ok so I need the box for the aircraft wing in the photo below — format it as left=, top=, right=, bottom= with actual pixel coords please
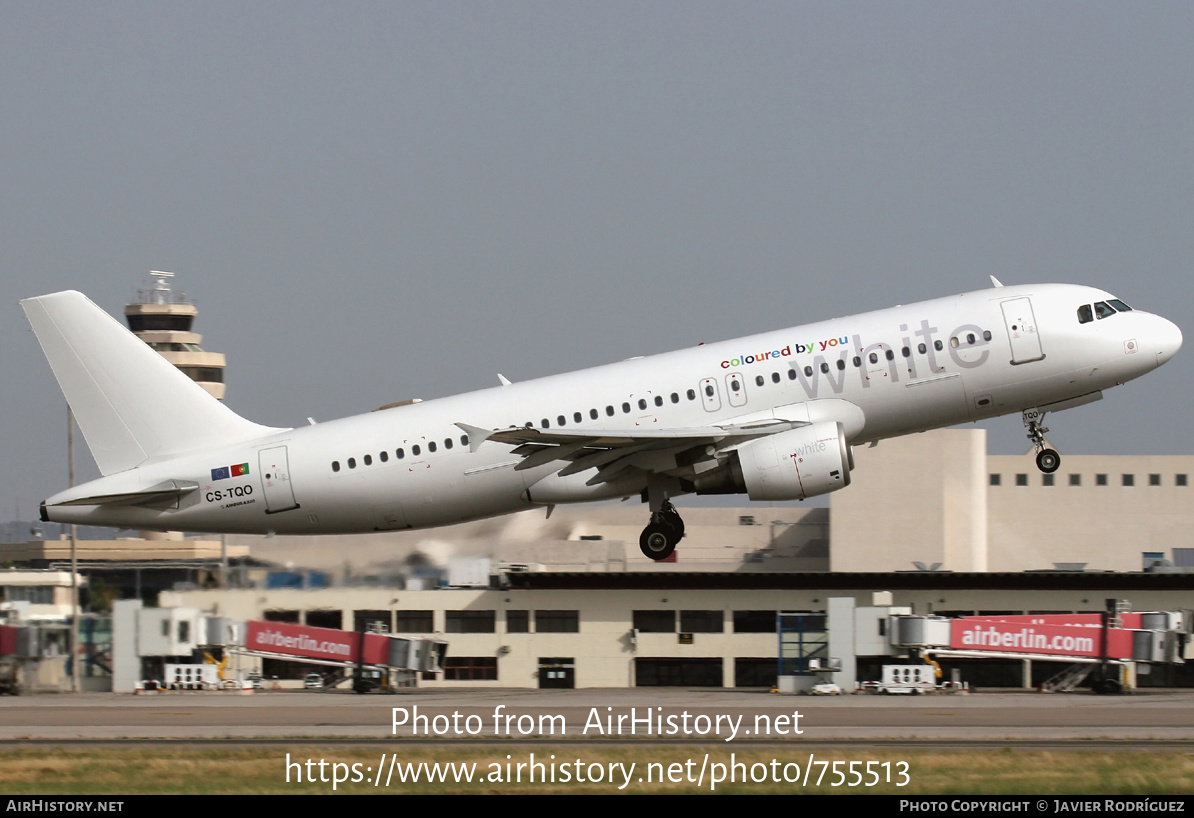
left=456, top=420, right=799, bottom=486
left=456, top=399, right=864, bottom=487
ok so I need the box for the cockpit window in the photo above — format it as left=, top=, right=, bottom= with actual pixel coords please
left=1094, top=301, right=1116, bottom=320
left=1077, top=305, right=1093, bottom=324
left=1109, top=299, right=1132, bottom=312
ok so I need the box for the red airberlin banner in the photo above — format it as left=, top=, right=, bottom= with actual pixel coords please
left=245, top=620, right=390, bottom=665
left=949, top=619, right=1135, bottom=658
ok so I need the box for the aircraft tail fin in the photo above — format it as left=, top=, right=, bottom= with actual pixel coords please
left=22, top=290, right=282, bottom=475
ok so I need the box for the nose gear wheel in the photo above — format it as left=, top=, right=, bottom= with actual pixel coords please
left=1023, top=408, right=1061, bottom=473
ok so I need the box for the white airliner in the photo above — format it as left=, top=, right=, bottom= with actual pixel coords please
left=22, top=281, right=1181, bottom=560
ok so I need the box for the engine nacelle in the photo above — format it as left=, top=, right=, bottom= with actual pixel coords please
left=734, top=421, right=852, bottom=501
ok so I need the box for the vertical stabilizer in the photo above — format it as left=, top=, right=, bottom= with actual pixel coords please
left=22, top=290, right=283, bottom=475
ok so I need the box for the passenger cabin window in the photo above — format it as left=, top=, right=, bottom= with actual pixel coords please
left=654, top=396, right=663, bottom=407
left=397, top=448, right=405, bottom=459
left=332, top=461, right=340, bottom=472
left=755, top=375, right=764, bottom=386
left=428, top=441, right=437, bottom=453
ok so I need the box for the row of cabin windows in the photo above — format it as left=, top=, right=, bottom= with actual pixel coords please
left=532, top=390, right=701, bottom=429
left=332, top=328, right=997, bottom=468
left=528, top=330, right=995, bottom=430
left=787, top=331, right=993, bottom=379
left=331, top=434, right=471, bottom=473
left=991, top=473, right=1188, bottom=487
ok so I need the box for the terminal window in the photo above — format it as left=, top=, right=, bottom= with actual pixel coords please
left=633, top=610, right=676, bottom=633
left=733, top=610, right=777, bottom=633
left=506, top=611, right=529, bottom=633
left=1178, top=474, right=1189, bottom=486
left=989, top=474, right=1001, bottom=486
left=1096, top=474, right=1108, bottom=486
left=1150, top=474, right=1162, bottom=486
left=446, top=611, right=496, bottom=633
left=395, top=610, right=434, bottom=633
left=680, top=610, right=723, bottom=633
left=1015, top=474, right=1028, bottom=486
left=443, top=657, right=497, bottom=681
left=1069, top=474, right=1081, bottom=486
left=535, top=610, right=579, bottom=633
left=1123, top=474, right=1135, bottom=487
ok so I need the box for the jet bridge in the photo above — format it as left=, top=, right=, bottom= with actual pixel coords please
left=232, top=620, right=447, bottom=691
left=890, top=605, right=1190, bottom=693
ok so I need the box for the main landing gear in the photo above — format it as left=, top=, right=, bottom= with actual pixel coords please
left=639, top=501, right=685, bottom=561
left=1023, top=408, right=1061, bottom=474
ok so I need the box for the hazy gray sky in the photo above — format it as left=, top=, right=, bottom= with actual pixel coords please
left=2, top=2, right=1192, bottom=521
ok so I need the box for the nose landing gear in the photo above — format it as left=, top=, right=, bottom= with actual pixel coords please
left=1023, top=408, right=1061, bottom=473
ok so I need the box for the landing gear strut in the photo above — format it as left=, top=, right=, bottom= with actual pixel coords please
left=1023, top=408, right=1060, bottom=473
left=639, top=500, right=684, bottom=560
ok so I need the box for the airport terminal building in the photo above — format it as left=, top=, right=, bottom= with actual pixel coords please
left=128, top=428, right=1194, bottom=691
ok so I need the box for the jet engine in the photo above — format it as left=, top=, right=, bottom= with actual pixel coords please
left=691, top=421, right=852, bottom=501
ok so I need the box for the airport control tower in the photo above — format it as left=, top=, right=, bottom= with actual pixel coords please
left=124, top=271, right=227, bottom=400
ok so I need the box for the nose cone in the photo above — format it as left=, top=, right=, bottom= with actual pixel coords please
left=1154, top=316, right=1183, bottom=368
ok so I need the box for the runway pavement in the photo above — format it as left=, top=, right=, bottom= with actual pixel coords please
left=3, top=688, right=1194, bottom=742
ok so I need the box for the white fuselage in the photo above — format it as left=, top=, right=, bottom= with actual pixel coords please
left=42, top=283, right=1181, bottom=534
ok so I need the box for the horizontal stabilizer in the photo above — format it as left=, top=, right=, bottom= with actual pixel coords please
left=52, top=480, right=199, bottom=507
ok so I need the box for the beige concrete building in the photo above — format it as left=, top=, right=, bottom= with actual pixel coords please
left=830, top=429, right=1194, bottom=574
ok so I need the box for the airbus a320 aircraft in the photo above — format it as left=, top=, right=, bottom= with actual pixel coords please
left=22, top=280, right=1181, bottom=560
